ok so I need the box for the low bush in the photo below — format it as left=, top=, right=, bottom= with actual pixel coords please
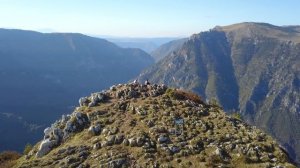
left=232, top=112, right=243, bottom=120
left=23, top=143, right=33, bottom=155
left=205, top=154, right=223, bottom=167
left=166, top=88, right=204, bottom=104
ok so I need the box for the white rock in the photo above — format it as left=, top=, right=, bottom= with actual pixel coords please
left=128, top=138, right=137, bottom=146
left=36, top=139, right=57, bottom=158
left=62, top=114, right=71, bottom=123
left=169, top=145, right=180, bottom=153
left=79, top=97, right=88, bottom=107
left=110, top=85, right=116, bottom=91
left=44, top=127, right=52, bottom=135
left=158, top=135, right=169, bottom=143
left=102, top=128, right=109, bottom=135
left=215, top=148, right=221, bottom=155
left=93, top=143, right=101, bottom=150
left=88, top=124, right=101, bottom=136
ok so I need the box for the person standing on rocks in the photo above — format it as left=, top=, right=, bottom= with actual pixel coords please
left=145, top=79, right=150, bottom=85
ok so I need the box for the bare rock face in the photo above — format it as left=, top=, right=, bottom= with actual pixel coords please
left=17, top=83, right=296, bottom=168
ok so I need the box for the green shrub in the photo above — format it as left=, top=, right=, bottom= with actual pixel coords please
left=166, top=88, right=204, bottom=104
left=70, top=116, right=77, bottom=124
left=210, top=98, right=220, bottom=107
left=205, top=154, right=223, bottom=167
left=232, top=112, right=243, bottom=120
left=23, top=143, right=33, bottom=155
left=165, top=88, right=175, bottom=97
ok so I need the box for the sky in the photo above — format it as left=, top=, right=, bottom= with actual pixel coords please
left=0, top=0, right=299, bottom=37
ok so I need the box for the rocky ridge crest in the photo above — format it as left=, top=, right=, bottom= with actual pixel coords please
left=16, top=83, right=295, bottom=167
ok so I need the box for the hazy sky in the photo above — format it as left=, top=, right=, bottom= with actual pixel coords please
left=0, top=0, right=299, bottom=37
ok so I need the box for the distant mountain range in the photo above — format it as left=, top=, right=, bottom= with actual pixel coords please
left=0, top=28, right=154, bottom=152
left=103, top=37, right=180, bottom=53
left=138, top=22, right=300, bottom=164
left=150, top=38, right=188, bottom=62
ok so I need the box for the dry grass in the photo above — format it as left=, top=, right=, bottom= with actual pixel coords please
left=0, top=151, right=21, bottom=168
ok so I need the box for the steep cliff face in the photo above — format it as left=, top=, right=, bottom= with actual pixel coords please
left=138, top=22, right=300, bottom=164
left=15, top=83, right=295, bottom=167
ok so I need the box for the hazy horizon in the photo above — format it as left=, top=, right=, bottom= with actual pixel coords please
left=0, top=27, right=185, bottom=39
left=1, top=0, right=299, bottom=38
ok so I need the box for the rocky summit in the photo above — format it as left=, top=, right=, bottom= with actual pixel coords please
left=15, top=83, right=295, bottom=168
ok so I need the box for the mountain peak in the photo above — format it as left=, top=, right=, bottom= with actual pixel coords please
left=16, top=82, right=295, bottom=167
left=212, top=22, right=300, bottom=43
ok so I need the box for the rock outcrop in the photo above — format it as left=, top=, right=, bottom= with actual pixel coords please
left=35, top=111, right=90, bottom=158
left=16, top=83, right=296, bottom=168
